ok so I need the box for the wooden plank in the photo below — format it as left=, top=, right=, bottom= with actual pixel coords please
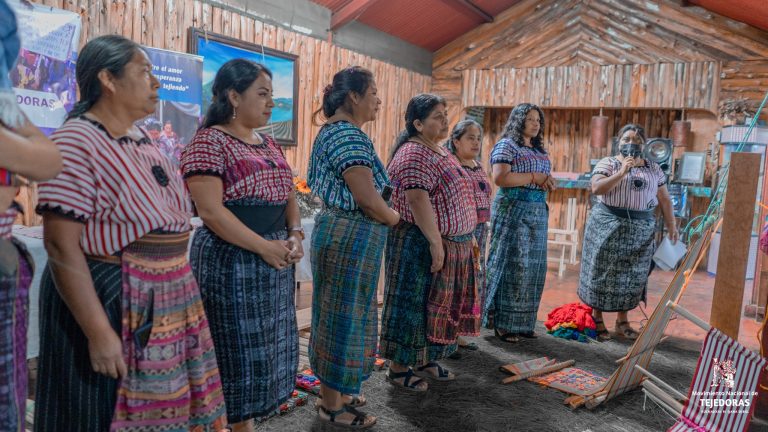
left=710, top=153, right=761, bottom=339
left=330, top=0, right=379, bottom=31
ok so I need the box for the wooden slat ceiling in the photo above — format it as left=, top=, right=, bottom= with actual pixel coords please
left=311, top=0, right=768, bottom=52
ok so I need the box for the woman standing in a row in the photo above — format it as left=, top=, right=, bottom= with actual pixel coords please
left=381, top=94, right=479, bottom=391
left=308, top=66, right=399, bottom=429
left=35, top=35, right=226, bottom=431
left=182, top=59, right=301, bottom=431
left=445, top=119, right=489, bottom=355
left=0, top=2, right=62, bottom=428
left=486, top=103, right=555, bottom=343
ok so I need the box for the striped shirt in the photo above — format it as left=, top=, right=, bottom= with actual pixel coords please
left=592, top=156, right=666, bottom=211
left=462, top=164, right=491, bottom=223
left=181, top=128, right=293, bottom=203
left=490, top=138, right=551, bottom=190
left=307, top=121, right=389, bottom=210
left=0, top=204, right=17, bottom=239
left=36, top=117, right=192, bottom=256
left=389, top=142, right=477, bottom=237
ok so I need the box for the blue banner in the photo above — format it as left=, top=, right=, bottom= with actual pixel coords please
left=139, top=47, right=203, bottom=167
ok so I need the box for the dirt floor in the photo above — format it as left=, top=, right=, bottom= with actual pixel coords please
left=255, top=324, right=723, bottom=432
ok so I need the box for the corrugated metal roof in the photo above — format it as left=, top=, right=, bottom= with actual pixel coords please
left=312, top=0, right=768, bottom=52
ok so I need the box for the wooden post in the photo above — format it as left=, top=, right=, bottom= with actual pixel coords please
left=711, top=152, right=761, bottom=339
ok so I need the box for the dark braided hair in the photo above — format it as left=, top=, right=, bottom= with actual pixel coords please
left=67, top=35, right=143, bottom=120
left=500, top=103, right=547, bottom=154
left=312, top=66, right=374, bottom=125
left=201, top=59, right=272, bottom=129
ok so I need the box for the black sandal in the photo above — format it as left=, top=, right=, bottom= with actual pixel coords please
left=386, top=368, right=428, bottom=392
left=519, top=332, right=538, bottom=339
left=317, top=404, right=376, bottom=429
left=315, top=394, right=367, bottom=409
left=414, top=362, right=455, bottom=381
left=494, top=328, right=520, bottom=343
left=593, top=318, right=611, bottom=341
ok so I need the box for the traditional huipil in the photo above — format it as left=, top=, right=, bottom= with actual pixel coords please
left=35, top=116, right=227, bottom=432
left=307, top=120, right=390, bottom=394
left=380, top=142, right=479, bottom=365
left=461, top=163, right=492, bottom=320
left=485, top=137, right=552, bottom=334
left=578, top=156, right=666, bottom=312
left=181, top=128, right=298, bottom=421
left=0, top=203, right=32, bottom=432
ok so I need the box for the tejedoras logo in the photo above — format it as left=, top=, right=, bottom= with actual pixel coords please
left=711, top=358, right=736, bottom=388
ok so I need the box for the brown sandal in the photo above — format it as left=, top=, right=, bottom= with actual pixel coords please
left=615, top=321, right=639, bottom=340
left=317, top=404, right=376, bottom=429
left=594, top=318, right=611, bottom=341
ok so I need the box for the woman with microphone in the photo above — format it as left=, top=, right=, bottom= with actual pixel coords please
left=577, top=124, right=678, bottom=341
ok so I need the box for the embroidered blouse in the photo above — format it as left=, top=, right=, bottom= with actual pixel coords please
left=36, top=116, right=192, bottom=256
left=462, top=164, right=492, bottom=223
left=307, top=120, right=389, bottom=211
left=388, top=142, right=476, bottom=237
left=592, top=156, right=666, bottom=211
left=490, top=138, right=551, bottom=190
left=181, top=128, right=293, bottom=204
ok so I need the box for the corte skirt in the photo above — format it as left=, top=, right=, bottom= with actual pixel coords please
left=309, top=208, right=386, bottom=395
left=36, top=232, right=227, bottom=432
left=577, top=203, right=656, bottom=312
left=0, top=237, right=32, bottom=432
left=190, top=226, right=298, bottom=422
left=379, top=222, right=479, bottom=366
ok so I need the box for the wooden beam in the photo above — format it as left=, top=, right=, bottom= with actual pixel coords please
left=451, top=0, right=493, bottom=23
left=710, top=152, right=761, bottom=339
left=330, top=0, right=378, bottom=31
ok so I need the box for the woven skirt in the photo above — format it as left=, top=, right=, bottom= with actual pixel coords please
left=485, top=191, right=549, bottom=334
left=0, top=237, right=32, bottom=432
left=309, top=208, right=386, bottom=395
left=578, top=203, right=656, bottom=312
left=380, top=222, right=478, bottom=366
left=190, top=227, right=297, bottom=422
left=473, top=222, right=490, bottom=324
left=36, top=232, right=227, bottom=432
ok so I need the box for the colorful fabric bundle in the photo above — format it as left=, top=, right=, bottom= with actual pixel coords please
left=544, top=303, right=597, bottom=342
left=528, top=367, right=608, bottom=396
left=296, top=369, right=322, bottom=395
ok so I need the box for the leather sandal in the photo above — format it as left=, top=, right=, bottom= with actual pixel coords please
left=317, top=404, right=376, bottom=429
left=615, top=320, right=639, bottom=340
left=594, top=318, right=611, bottom=341
left=386, top=368, right=428, bottom=392
left=414, top=362, right=455, bottom=381
left=494, top=328, right=520, bottom=343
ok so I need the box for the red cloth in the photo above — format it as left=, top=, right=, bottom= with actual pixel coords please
left=544, top=303, right=596, bottom=332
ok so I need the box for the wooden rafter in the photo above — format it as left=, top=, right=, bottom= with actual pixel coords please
left=450, top=0, right=494, bottom=22
left=330, top=0, right=379, bottom=31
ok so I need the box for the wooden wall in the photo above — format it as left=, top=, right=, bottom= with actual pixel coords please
left=16, top=0, right=431, bottom=224
left=433, top=0, right=768, bottom=124
left=721, top=60, right=768, bottom=122
left=462, top=62, right=721, bottom=112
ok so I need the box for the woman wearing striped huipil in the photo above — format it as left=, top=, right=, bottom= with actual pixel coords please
left=34, top=35, right=226, bottom=431
left=578, top=124, right=678, bottom=341
left=0, top=3, right=62, bottom=428
left=182, top=59, right=300, bottom=432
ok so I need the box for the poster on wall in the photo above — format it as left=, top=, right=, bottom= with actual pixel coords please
left=139, top=47, right=203, bottom=166
left=8, top=0, right=81, bottom=135
left=188, top=29, right=299, bottom=146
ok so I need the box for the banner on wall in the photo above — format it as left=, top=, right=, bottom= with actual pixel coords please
left=139, top=47, right=203, bottom=166
left=9, top=0, right=81, bottom=134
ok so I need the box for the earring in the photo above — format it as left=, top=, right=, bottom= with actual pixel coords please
left=232, top=107, right=237, bottom=120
